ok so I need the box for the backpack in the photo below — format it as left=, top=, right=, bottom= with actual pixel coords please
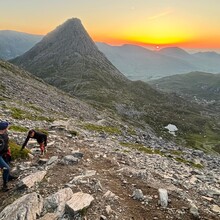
left=0, top=135, right=5, bottom=152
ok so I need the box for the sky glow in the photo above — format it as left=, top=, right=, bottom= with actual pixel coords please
left=1, top=0, right=220, bottom=50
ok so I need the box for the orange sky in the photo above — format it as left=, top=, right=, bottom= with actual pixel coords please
left=1, top=0, right=220, bottom=50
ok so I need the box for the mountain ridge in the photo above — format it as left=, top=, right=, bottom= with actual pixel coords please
left=96, top=43, right=220, bottom=81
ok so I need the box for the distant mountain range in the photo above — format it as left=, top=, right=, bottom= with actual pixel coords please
left=0, top=30, right=43, bottom=60
left=1, top=29, right=220, bottom=81
left=96, top=43, right=220, bottom=81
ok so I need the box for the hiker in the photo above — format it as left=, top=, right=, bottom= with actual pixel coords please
left=21, top=129, right=47, bottom=155
left=0, top=121, right=15, bottom=192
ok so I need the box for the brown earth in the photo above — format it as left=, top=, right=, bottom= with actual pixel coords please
left=0, top=134, right=219, bottom=220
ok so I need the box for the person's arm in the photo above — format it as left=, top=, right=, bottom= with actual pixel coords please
left=44, top=134, right=47, bottom=146
left=21, top=136, right=30, bottom=150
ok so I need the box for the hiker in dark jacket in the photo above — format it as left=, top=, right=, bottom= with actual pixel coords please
left=0, top=121, right=17, bottom=192
left=21, top=129, right=47, bottom=155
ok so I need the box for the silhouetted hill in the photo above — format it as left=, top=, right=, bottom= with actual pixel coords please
left=96, top=43, right=220, bottom=81
left=0, top=30, right=43, bottom=60
left=158, top=47, right=192, bottom=59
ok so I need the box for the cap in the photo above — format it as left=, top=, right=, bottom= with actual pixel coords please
left=0, top=121, right=9, bottom=130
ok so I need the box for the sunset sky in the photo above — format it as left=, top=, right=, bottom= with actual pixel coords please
left=1, top=0, right=220, bottom=50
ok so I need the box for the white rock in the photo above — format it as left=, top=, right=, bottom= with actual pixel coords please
left=158, top=188, right=168, bottom=207
left=65, top=192, right=94, bottom=215
left=18, top=171, right=47, bottom=188
left=0, top=192, right=43, bottom=220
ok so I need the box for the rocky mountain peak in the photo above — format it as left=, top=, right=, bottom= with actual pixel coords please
left=11, top=18, right=127, bottom=99
left=40, top=17, right=100, bottom=57
left=19, top=18, right=103, bottom=61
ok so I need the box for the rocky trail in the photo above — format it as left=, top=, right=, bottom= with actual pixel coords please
left=0, top=117, right=219, bottom=220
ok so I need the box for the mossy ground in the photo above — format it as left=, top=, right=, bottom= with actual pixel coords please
left=9, top=140, right=29, bottom=160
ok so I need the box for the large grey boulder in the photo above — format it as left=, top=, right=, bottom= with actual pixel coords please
left=44, top=188, right=74, bottom=216
left=0, top=192, right=43, bottom=220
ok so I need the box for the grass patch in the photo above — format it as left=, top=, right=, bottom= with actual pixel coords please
left=10, top=107, right=27, bottom=119
left=9, top=125, right=28, bottom=132
left=185, top=126, right=220, bottom=154
left=9, top=140, right=29, bottom=160
left=82, top=123, right=122, bottom=135
left=26, top=104, right=44, bottom=113
left=9, top=106, right=53, bottom=122
left=120, top=142, right=163, bottom=156
left=168, top=150, right=183, bottom=156
left=34, top=128, right=49, bottom=136
left=174, top=157, right=204, bottom=169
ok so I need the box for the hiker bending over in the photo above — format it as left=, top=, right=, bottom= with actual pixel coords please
left=21, top=129, right=47, bottom=155
left=0, top=121, right=17, bottom=192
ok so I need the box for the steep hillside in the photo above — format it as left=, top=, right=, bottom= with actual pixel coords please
left=0, top=60, right=220, bottom=220
left=0, top=30, right=43, bottom=60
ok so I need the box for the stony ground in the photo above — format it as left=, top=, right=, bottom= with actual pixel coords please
left=0, top=61, right=220, bottom=219
left=0, top=120, right=219, bottom=219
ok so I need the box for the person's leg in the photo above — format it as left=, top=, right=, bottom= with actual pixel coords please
left=0, top=156, right=10, bottom=191
left=39, top=143, right=45, bottom=155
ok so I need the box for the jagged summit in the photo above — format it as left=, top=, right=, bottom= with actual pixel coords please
left=38, top=18, right=101, bottom=57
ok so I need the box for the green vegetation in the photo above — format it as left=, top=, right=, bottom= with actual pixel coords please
left=9, top=106, right=53, bottom=122
left=174, top=157, right=204, bottom=169
left=9, top=125, right=28, bottom=132
left=120, top=142, right=204, bottom=168
left=82, top=123, right=122, bottom=135
left=10, top=107, right=27, bottom=119
left=120, top=142, right=163, bottom=156
left=34, top=128, right=49, bottom=136
left=9, top=140, right=29, bottom=160
left=26, top=104, right=44, bottom=113
left=167, top=150, right=183, bottom=156
left=184, top=125, right=220, bottom=154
